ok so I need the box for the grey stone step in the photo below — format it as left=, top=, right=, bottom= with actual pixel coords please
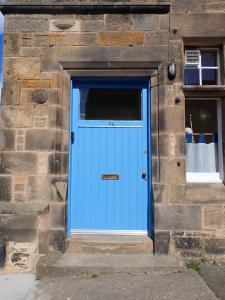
left=36, top=253, right=184, bottom=279
left=65, top=234, right=153, bottom=254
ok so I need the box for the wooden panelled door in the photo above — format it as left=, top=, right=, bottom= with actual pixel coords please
left=69, top=78, right=151, bottom=234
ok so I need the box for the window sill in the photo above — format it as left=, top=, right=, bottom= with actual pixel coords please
left=183, top=85, right=225, bottom=97
left=187, top=172, right=222, bottom=183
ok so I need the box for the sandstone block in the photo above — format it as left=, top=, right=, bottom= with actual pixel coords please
left=159, top=106, right=185, bottom=133
left=4, top=33, right=20, bottom=57
left=50, top=204, right=65, bottom=229
left=105, top=14, right=131, bottom=31
left=5, top=14, right=49, bottom=33
left=25, top=129, right=61, bottom=151
left=203, top=207, right=225, bottom=230
left=0, top=176, right=12, bottom=202
left=0, top=129, right=15, bottom=151
left=205, top=239, right=225, bottom=255
left=0, top=105, right=34, bottom=128
left=80, top=20, right=104, bottom=32
left=49, top=229, right=66, bottom=252
left=186, top=183, right=225, bottom=204
left=152, top=183, right=169, bottom=203
left=27, top=176, right=50, bottom=202
left=154, top=231, right=170, bottom=255
left=20, top=47, right=43, bottom=57
left=51, top=176, right=68, bottom=202
left=48, top=106, right=63, bottom=128
left=98, top=32, right=145, bottom=46
left=155, top=205, right=202, bottom=230
left=13, top=58, right=40, bottom=80
left=132, top=14, right=159, bottom=30
left=0, top=152, right=37, bottom=175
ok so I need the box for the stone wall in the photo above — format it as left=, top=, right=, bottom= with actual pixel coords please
left=0, top=0, right=225, bottom=269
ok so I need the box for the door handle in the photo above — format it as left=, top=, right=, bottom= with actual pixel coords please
left=142, top=172, right=147, bottom=179
left=71, top=131, right=75, bottom=144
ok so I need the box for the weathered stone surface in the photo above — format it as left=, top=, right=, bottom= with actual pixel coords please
left=154, top=231, right=170, bottom=255
left=80, top=20, right=104, bottom=32
left=25, top=129, right=61, bottom=151
left=48, top=152, right=68, bottom=175
left=203, top=207, right=225, bottom=230
left=0, top=129, right=15, bottom=151
left=4, top=33, right=20, bottom=57
left=50, top=204, right=65, bottom=229
left=0, top=105, right=34, bottom=128
left=48, top=106, right=63, bottom=128
left=51, top=177, right=68, bottom=202
left=205, top=239, right=225, bottom=255
left=27, top=176, right=50, bottom=202
left=152, top=183, right=169, bottom=203
left=155, top=205, right=202, bottom=230
left=20, top=46, right=43, bottom=57
left=159, top=106, right=185, bottom=133
left=0, top=214, right=37, bottom=243
left=1, top=80, right=19, bottom=105
left=152, top=133, right=185, bottom=157
left=49, top=229, right=66, bottom=252
left=145, top=31, right=168, bottom=46
left=13, top=58, right=40, bottom=80
left=105, top=14, right=131, bottom=31
left=171, top=13, right=225, bottom=37
left=98, top=32, right=145, bottom=46
left=0, top=153, right=37, bottom=175
left=186, top=183, right=225, bottom=204
left=169, top=184, right=186, bottom=204
left=0, top=176, right=12, bottom=202
left=132, top=14, right=159, bottom=30
left=5, top=14, right=49, bottom=33
left=174, top=237, right=202, bottom=250
left=50, top=19, right=80, bottom=32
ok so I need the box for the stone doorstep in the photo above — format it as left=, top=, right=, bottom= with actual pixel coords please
left=65, top=234, right=153, bottom=254
left=36, top=253, right=183, bottom=279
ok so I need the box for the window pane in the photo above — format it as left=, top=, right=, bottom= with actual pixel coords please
left=80, top=88, right=142, bottom=121
left=202, top=69, right=218, bottom=85
left=201, top=51, right=217, bottom=67
left=184, top=68, right=200, bottom=85
left=185, top=100, right=219, bottom=173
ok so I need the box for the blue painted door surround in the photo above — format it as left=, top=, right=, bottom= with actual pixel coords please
left=69, top=78, right=152, bottom=234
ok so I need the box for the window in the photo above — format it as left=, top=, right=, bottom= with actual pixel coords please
left=80, top=88, right=142, bottom=121
left=185, top=99, right=223, bottom=183
left=184, top=49, right=220, bottom=85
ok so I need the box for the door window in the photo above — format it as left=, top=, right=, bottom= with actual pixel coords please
left=80, top=88, right=142, bottom=121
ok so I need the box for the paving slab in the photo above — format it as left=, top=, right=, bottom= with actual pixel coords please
left=200, top=262, right=225, bottom=300
left=0, top=273, right=36, bottom=300
left=36, top=253, right=184, bottom=278
left=33, top=269, right=218, bottom=300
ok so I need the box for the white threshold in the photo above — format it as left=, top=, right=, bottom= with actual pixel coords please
left=187, top=172, right=222, bottom=183
left=71, top=230, right=148, bottom=236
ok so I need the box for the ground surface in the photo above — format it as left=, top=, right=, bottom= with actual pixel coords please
left=0, top=266, right=222, bottom=300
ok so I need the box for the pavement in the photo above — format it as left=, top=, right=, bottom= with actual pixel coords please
left=0, top=260, right=225, bottom=300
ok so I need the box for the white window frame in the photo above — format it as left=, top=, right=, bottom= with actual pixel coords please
left=184, top=48, right=220, bottom=86
left=186, top=98, right=223, bottom=183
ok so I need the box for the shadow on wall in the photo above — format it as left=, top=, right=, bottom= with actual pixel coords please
left=0, top=12, right=4, bottom=102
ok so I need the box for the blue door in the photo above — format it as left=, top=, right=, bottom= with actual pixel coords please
left=69, top=78, right=151, bottom=234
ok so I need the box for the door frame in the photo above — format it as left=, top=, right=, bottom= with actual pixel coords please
left=67, top=77, right=152, bottom=237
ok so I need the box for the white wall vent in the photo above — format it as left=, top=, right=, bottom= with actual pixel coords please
left=185, top=50, right=200, bottom=66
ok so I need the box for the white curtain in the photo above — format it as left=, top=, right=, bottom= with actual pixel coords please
left=186, top=143, right=219, bottom=173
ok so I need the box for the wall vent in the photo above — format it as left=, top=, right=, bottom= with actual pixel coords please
left=185, top=50, right=200, bottom=66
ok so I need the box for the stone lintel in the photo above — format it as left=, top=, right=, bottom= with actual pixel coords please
left=0, top=4, right=170, bottom=15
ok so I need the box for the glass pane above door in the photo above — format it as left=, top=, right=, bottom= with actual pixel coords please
left=80, top=88, right=142, bottom=121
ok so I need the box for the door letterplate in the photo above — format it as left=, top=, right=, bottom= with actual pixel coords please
left=102, top=174, right=119, bottom=180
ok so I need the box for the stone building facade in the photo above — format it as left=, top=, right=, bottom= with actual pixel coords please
left=1, top=0, right=225, bottom=271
